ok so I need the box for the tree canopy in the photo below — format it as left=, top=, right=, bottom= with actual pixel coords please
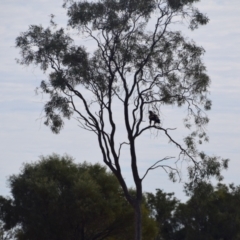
left=146, top=189, right=179, bottom=240
left=146, top=182, right=240, bottom=240
left=174, top=182, right=240, bottom=240
left=0, top=154, right=157, bottom=240
left=0, top=154, right=236, bottom=240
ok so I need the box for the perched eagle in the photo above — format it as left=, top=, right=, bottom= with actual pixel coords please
left=149, top=111, right=160, bottom=125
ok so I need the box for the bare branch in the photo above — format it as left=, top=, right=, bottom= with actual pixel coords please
left=141, top=156, right=180, bottom=181
left=117, top=142, right=130, bottom=159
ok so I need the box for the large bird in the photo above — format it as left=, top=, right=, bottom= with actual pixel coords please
left=149, top=111, right=160, bottom=125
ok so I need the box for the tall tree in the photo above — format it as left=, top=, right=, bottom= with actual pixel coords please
left=146, top=189, right=179, bottom=240
left=15, top=0, right=228, bottom=239
left=0, top=154, right=157, bottom=240
left=172, top=182, right=240, bottom=240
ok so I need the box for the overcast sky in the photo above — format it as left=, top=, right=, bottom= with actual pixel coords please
left=0, top=0, right=239, bottom=201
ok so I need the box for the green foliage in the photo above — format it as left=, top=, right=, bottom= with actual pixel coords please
left=174, top=182, right=240, bottom=240
left=16, top=0, right=212, bottom=137
left=0, top=154, right=157, bottom=240
left=147, top=183, right=240, bottom=240
left=146, top=189, right=179, bottom=240
left=186, top=154, right=229, bottom=193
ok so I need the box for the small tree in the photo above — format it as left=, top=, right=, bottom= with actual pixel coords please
left=16, top=0, right=228, bottom=239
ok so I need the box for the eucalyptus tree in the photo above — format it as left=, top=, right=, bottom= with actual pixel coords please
left=16, top=0, right=228, bottom=239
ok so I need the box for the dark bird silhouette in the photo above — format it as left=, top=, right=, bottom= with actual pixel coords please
left=149, top=111, right=160, bottom=125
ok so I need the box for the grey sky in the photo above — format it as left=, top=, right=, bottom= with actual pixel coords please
left=0, top=0, right=239, bottom=201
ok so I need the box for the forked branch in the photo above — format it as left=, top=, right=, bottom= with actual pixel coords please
left=141, top=156, right=179, bottom=181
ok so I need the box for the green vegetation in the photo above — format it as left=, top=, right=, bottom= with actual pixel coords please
left=146, top=182, right=240, bottom=240
left=0, top=154, right=239, bottom=239
left=0, top=154, right=157, bottom=240
left=15, top=0, right=229, bottom=239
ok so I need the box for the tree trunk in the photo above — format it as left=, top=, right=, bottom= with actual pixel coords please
left=134, top=200, right=142, bottom=240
